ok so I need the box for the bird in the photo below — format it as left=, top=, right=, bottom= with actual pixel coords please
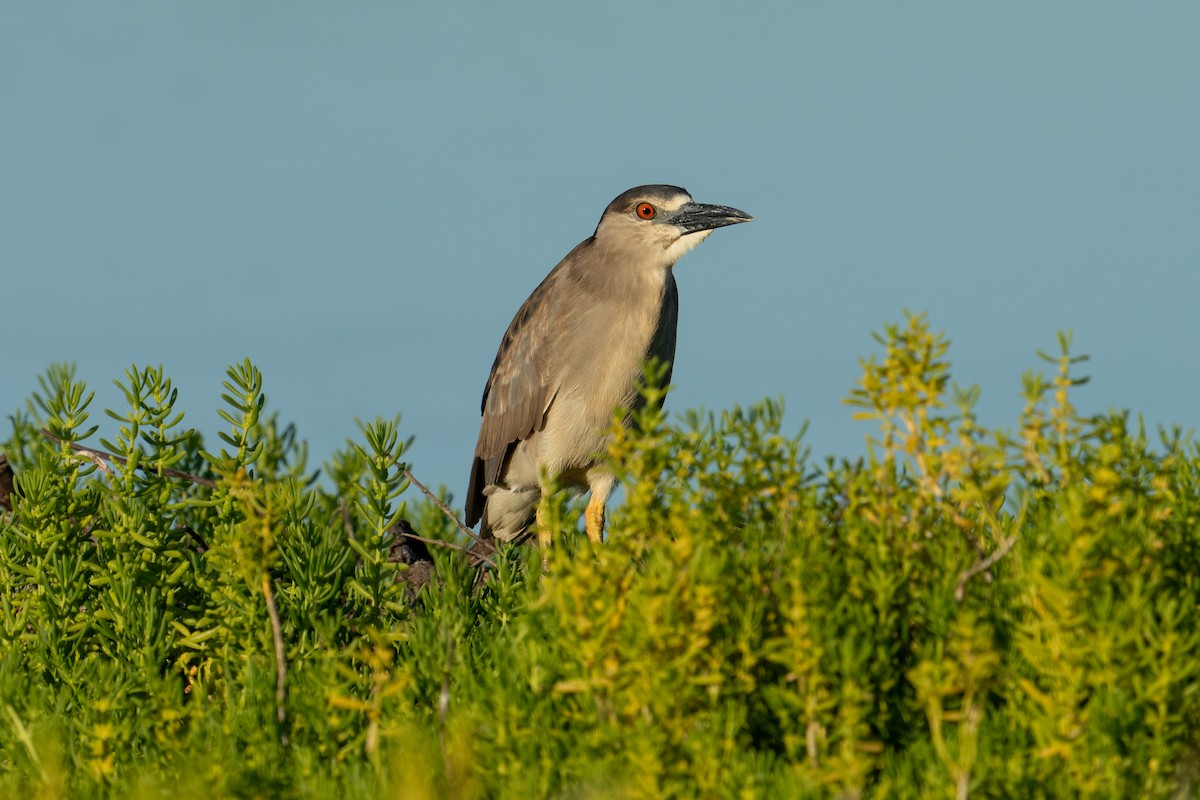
left=465, top=185, right=752, bottom=546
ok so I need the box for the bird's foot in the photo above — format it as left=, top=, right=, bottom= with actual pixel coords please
left=585, top=496, right=605, bottom=543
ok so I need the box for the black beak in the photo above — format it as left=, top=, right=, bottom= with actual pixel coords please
left=670, top=202, right=754, bottom=235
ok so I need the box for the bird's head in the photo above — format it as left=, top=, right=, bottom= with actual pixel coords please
left=594, top=185, right=753, bottom=269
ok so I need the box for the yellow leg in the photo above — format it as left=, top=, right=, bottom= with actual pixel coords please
left=535, top=501, right=551, bottom=571
left=584, top=472, right=615, bottom=544
left=585, top=493, right=606, bottom=543
left=536, top=501, right=550, bottom=550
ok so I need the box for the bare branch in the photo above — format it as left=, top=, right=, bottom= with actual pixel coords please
left=74, top=448, right=112, bottom=476
left=401, top=467, right=489, bottom=550
left=261, top=573, right=289, bottom=747
left=397, top=530, right=495, bottom=570
left=176, top=525, right=209, bottom=553
left=955, top=534, right=1020, bottom=603
left=40, top=428, right=217, bottom=488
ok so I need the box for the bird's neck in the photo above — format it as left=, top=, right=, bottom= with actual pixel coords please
left=571, top=238, right=674, bottom=298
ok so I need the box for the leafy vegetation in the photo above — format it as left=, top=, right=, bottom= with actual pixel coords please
left=1, top=314, right=1198, bottom=798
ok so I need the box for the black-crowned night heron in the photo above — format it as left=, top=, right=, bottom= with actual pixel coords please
left=465, top=185, right=752, bottom=545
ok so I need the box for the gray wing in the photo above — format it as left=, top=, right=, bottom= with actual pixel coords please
left=465, top=262, right=567, bottom=527
left=646, top=272, right=679, bottom=394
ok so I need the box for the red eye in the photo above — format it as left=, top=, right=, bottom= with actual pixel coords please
left=635, top=202, right=656, bottom=220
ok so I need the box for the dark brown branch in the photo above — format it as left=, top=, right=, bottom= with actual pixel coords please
left=397, top=530, right=495, bottom=569
left=401, top=467, right=489, bottom=550
left=40, top=428, right=217, bottom=488
left=955, top=533, right=1020, bottom=603
left=176, top=525, right=209, bottom=553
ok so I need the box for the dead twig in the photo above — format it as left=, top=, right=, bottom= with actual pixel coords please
left=398, top=530, right=495, bottom=569
left=176, top=525, right=209, bottom=553
left=401, top=467, right=488, bottom=550
left=40, top=429, right=217, bottom=488
left=261, top=573, right=289, bottom=747
left=955, top=534, right=1020, bottom=603
left=74, top=449, right=112, bottom=476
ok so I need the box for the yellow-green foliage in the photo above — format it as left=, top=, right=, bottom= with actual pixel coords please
left=1, top=315, right=1198, bottom=798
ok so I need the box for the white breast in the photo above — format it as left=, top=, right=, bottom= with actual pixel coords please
left=535, top=268, right=670, bottom=481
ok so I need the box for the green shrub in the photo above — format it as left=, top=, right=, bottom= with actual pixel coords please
left=1, top=314, right=1197, bottom=798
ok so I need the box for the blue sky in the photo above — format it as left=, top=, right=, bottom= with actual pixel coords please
left=3, top=3, right=1198, bottom=502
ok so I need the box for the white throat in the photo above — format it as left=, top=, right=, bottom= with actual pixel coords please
left=663, top=229, right=712, bottom=266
